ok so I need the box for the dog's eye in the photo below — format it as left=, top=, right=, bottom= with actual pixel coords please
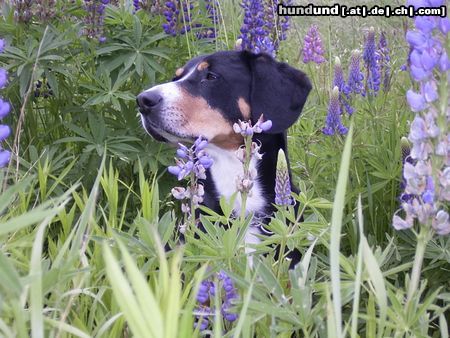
left=206, top=72, right=219, bottom=81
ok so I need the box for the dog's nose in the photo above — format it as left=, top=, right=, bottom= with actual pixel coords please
left=136, top=91, right=163, bottom=112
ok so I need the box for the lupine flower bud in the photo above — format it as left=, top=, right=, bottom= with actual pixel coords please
left=83, top=0, right=110, bottom=42
left=363, top=27, right=381, bottom=95
left=274, top=149, right=292, bottom=206
left=347, top=50, right=365, bottom=96
left=333, top=56, right=353, bottom=114
left=171, top=187, right=187, bottom=200
left=378, top=32, right=391, bottom=91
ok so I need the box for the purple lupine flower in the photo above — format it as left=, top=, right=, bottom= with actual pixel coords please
left=168, top=136, right=213, bottom=230
left=232, top=115, right=272, bottom=137
left=239, top=0, right=271, bottom=55
left=83, top=0, right=110, bottom=42
left=393, top=4, right=450, bottom=236
left=0, top=39, right=5, bottom=53
left=13, top=0, right=33, bottom=23
left=194, top=0, right=219, bottom=39
left=233, top=116, right=270, bottom=195
left=274, top=149, right=292, bottom=206
left=34, top=0, right=56, bottom=21
left=263, top=0, right=292, bottom=52
left=0, top=69, right=7, bottom=89
left=218, top=271, right=238, bottom=322
left=347, top=50, right=365, bottom=96
left=399, top=137, right=415, bottom=203
left=133, top=0, right=140, bottom=12
left=378, top=32, right=391, bottom=91
left=194, top=271, right=239, bottom=331
left=333, top=57, right=353, bottom=115
left=302, top=25, right=326, bottom=64
left=0, top=39, right=11, bottom=169
left=323, top=86, right=348, bottom=136
left=363, top=27, right=381, bottom=95
left=0, top=99, right=10, bottom=120
left=162, top=1, right=194, bottom=37
left=238, top=0, right=292, bottom=56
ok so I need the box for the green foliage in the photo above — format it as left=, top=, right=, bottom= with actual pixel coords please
left=0, top=1, right=448, bottom=337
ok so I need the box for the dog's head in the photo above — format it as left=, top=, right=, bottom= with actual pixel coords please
left=137, top=51, right=311, bottom=148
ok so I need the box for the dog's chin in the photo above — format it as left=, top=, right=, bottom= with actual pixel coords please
left=141, top=115, right=194, bottom=144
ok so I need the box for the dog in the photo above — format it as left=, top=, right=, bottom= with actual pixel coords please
left=137, top=50, right=311, bottom=267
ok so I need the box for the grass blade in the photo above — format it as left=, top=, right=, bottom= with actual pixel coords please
left=330, top=121, right=354, bottom=337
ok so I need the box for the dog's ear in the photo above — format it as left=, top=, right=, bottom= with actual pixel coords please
left=249, top=53, right=312, bottom=133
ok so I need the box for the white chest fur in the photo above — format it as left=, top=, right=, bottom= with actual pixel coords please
left=205, top=144, right=266, bottom=215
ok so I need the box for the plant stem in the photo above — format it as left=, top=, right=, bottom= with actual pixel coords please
left=239, top=136, right=252, bottom=222
left=405, top=226, right=431, bottom=306
left=4, top=25, right=49, bottom=189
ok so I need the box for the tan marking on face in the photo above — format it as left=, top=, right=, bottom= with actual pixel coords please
left=176, top=89, right=235, bottom=142
left=175, top=67, right=184, bottom=77
left=197, top=61, right=209, bottom=71
left=238, top=97, right=251, bottom=120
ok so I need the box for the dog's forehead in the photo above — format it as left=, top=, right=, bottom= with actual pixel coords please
left=175, top=52, right=248, bottom=78
left=175, top=55, right=209, bottom=78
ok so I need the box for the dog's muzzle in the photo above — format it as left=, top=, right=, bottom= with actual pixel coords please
left=136, top=90, right=163, bottom=116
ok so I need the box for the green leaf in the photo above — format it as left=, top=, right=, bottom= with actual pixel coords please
left=330, top=121, right=354, bottom=338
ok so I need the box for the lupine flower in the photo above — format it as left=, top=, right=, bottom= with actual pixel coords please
left=274, top=149, right=292, bottom=206
left=333, top=57, right=353, bottom=115
left=162, top=1, right=194, bottom=36
left=12, top=0, right=33, bottom=23
left=0, top=99, right=10, bottom=120
left=0, top=40, right=10, bottom=169
left=263, top=0, right=292, bottom=52
left=34, top=80, right=54, bottom=98
left=232, top=115, right=272, bottom=137
left=233, top=116, right=271, bottom=195
left=194, top=270, right=238, bottom=331
left=399, top=137, right=415, bottom=203
left=238, top=0, right=292, bottom=56
left=347, top=50, right=365, bottom=96
left=393, top=5, right=450, bottom=236
left=133, top=0, right=140, bottom=12
left=378, top=32, right=391, bottom=91
left=323, top=86, right=348, bottom=136
left=197, top=0, right=219, bottom=39
left=363, top=27, right=381, bottom=95
left=239, top=0, right=269, bottom=54
left=0, top=39, right=5, bottom=54
left=34, top=0, right=56, bottom=21
left=302, top=25, right=326, bottom=64
left=168, top=136, right=213, bottom=231
left=0, top=69, right=8, bottom=89
left=83, top=0, right=110, bottom=42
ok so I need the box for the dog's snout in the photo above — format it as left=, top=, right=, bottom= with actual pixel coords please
left=137, top=91, right=163, bottom=112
